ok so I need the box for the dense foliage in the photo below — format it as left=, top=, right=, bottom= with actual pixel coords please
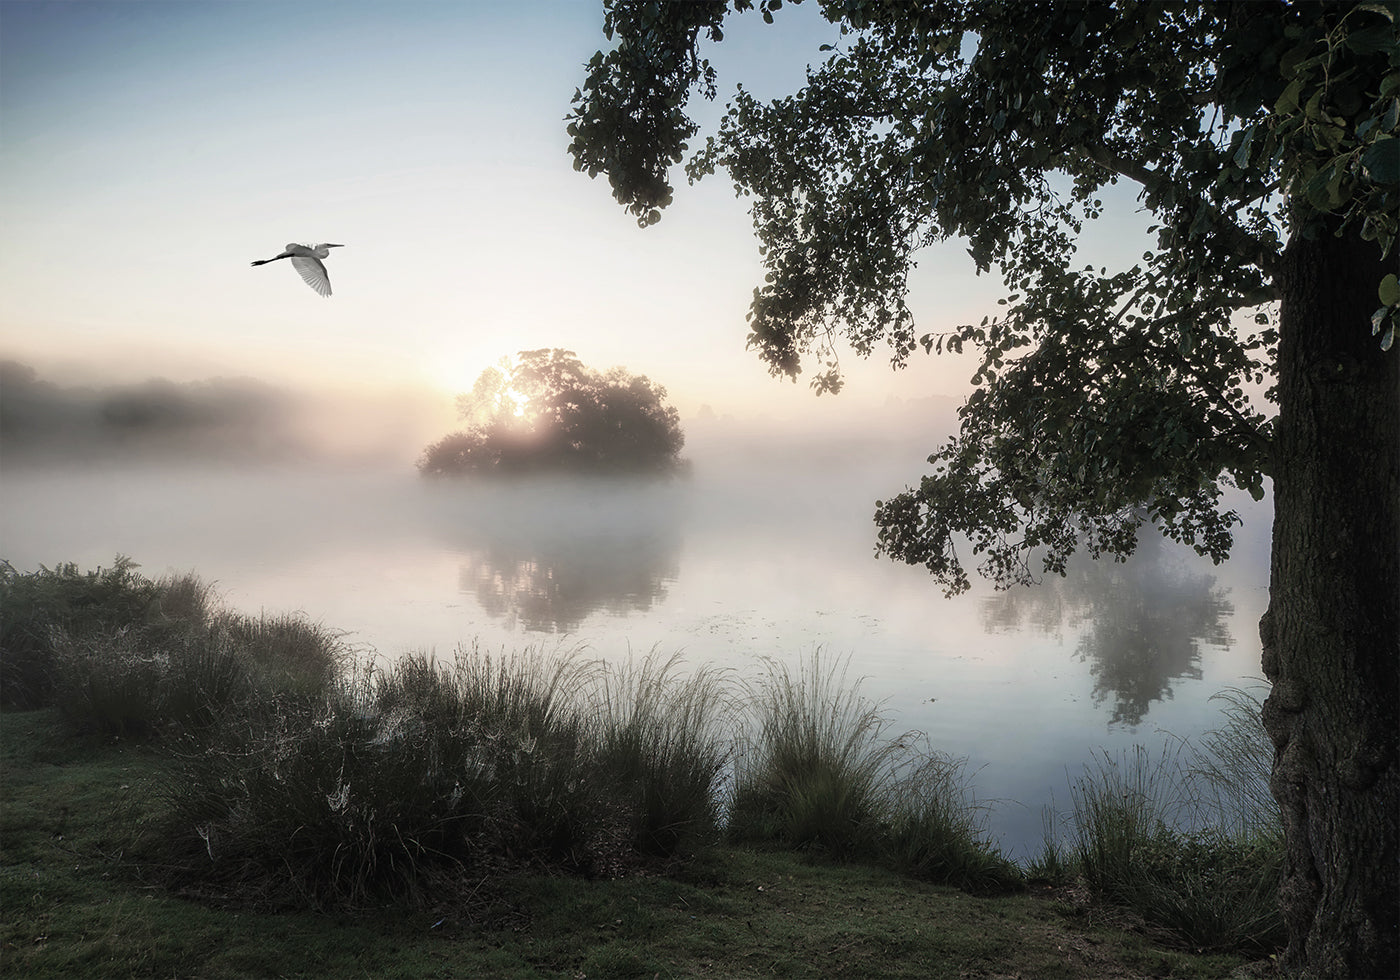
left=567, top=0, right=1396, bottom=591
left=418, top=349, right=685, bottom=477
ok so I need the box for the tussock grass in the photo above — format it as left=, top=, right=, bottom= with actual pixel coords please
left=159, top=646, right=594, bottom=907
left=156, top=646, right=733, bottom=906
left=1183, top=686, right=1280, bottom=840
left=728, top=652, right=1019, bottom=892
left=214, top=610, right=347, bottom=706
left=883, top=753, right=1019, bottom=893
left=728, top=652, right=905, bottom=856
left=591, top=650, right=731, bottom=857
left=162, top=679, right=493, bottom=908
left=1061, top=686, right=1284, bottom=953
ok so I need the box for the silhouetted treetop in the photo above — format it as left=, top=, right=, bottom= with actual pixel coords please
left=418, top=349, right=685, bottom=477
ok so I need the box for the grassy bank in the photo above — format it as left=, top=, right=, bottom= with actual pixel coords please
left=0, top=558, right=1282, bottom=977
left=1, top=712, right=1262, bottom=979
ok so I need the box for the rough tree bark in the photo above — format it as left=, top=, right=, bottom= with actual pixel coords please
left=1261, top=223, right=1399, bottom=978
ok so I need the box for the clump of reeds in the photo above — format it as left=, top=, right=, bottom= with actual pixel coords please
left=727, top=652, right=903, bottom=856
left=1061, top=685, right=1284, bottom=953
left=727, top=651, right=1019, bottom=892
left=591, top=650, right=732, bottom=857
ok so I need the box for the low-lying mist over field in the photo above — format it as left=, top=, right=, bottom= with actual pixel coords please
left=0, top=360, right=455, bottom=468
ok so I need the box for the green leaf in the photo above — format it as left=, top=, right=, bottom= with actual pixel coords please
left=1381, top=273, right=1400, bottom=307
left=1362, top=139, right=1400, bottom=184
left=1275, top=79, right=1302, bottom=115
left=1345, top=23, right=1395, bottom=54
left=1232, top=126, right=1254, bottom=169
left=1383, top=323, right=1396, bottom=352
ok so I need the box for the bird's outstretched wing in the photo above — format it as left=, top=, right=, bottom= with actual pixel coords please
left=290, top=255, right=332, bottom=297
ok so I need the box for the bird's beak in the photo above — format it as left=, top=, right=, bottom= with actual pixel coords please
left=326, top=243, right=345, bottom=248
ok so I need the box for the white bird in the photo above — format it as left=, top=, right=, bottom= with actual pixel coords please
left=251, top=243, right=344, bottom=297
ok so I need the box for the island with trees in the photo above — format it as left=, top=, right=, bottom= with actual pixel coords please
left=418, top=348, right=686, bottom=477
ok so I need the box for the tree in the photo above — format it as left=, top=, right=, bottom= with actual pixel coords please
left=418, top=349, right=685, bottom=476
left=567, top=2, right=1397, bottom=974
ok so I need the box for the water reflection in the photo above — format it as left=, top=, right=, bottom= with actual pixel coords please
left=425, top=477, right=684, bottom=633
left=980, top=534, right=1233, bottom=726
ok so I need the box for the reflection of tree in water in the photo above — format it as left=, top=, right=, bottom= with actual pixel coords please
left=458, top=531, right=679, bottom=632
left=980, top=533, right=1233, bottom=726
left=431, top=478, right=683, bottom=633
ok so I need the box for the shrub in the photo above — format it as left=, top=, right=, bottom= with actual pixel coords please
left=3, top=557, right=344, bottom=739
left=0, top=557, right=171, bottom=709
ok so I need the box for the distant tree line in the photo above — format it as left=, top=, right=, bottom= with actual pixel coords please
left=418, top=349, right=685, bottom=477
left=0, top=361, right=301, bottom=462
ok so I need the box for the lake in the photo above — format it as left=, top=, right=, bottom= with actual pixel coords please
left=0, top=416, right=1273, bottom=858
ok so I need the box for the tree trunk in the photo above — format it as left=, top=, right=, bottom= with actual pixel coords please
left=1261, top=225, right=1399, bottom=978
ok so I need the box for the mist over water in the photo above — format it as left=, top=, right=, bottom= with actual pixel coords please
left=0, top=406, right=1271, bottom=857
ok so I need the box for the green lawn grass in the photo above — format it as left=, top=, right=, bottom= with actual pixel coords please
left=2, top=710, right=1263, bottom=980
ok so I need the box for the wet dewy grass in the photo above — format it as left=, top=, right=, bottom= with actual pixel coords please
left=1, top=712, right=1257, bottom=980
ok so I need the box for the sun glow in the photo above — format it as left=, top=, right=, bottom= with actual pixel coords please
left=503, top=387, right=531, bottom=418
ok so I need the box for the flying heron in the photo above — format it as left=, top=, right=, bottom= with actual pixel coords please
left=251, top=243, right=344, bottom=297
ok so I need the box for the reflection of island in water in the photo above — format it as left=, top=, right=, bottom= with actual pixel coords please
left=981, top=533, right=1233, bottom=726
left=426, top=477, right=683, bottom=633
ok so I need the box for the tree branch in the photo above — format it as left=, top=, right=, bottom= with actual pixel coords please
left=1075, top=142, right=1283, bottom=289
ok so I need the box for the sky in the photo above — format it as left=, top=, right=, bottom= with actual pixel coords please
left=0, top=0, right=1153, bottom=429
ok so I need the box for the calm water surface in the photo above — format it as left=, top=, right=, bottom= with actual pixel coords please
left=0, top=425, right=1272, bottom=857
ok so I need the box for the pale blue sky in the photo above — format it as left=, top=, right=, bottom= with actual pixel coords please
left=0, top=0, right=1148, bottom=422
